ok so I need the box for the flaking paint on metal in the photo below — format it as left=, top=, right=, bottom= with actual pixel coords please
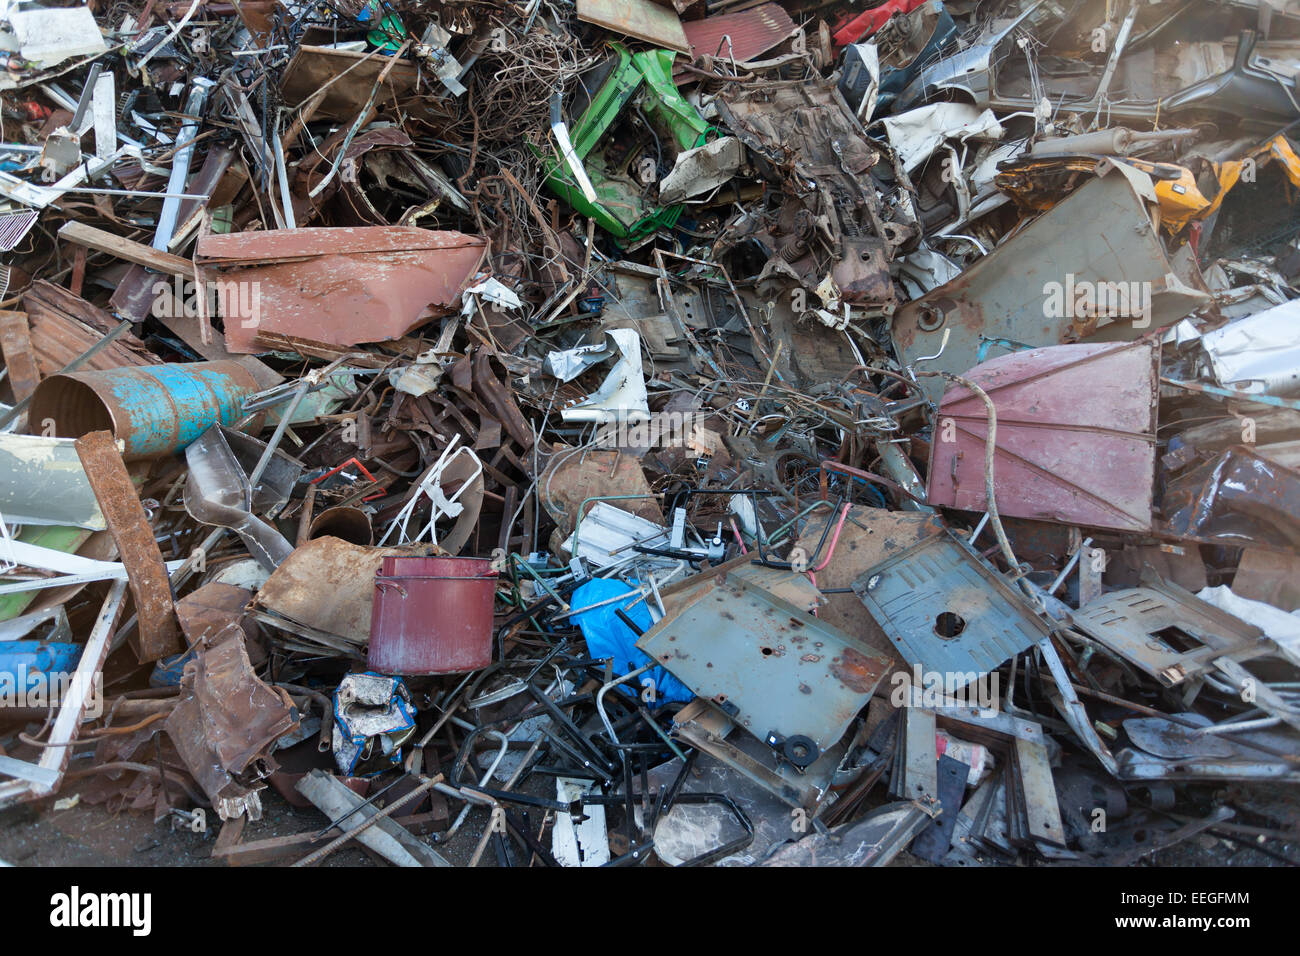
left=198, top=227, right=487, bottom=353
left=927, top=340, right=1159, bottom=531
left=28, top=361, right=259, bottom=460
left=637, top=575, right=891, bottom=750
left=105, top=364, right=253, bottom=456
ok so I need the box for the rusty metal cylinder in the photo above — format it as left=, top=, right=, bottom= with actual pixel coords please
left=368, top=555, right=497, bottom=675
left=308, top=506, right=374, bottom=546
left=27, top=361, right=260, bottom=460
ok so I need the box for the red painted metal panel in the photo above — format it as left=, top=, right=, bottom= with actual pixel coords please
left=369, top=556, right=497, bottom=675
left=832, top=0, right=928, bottom=47
left=926, top=339, right=1159, bottom=531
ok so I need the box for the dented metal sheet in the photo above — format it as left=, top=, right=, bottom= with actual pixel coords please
left=892, top=168, right=1208, bottom=403
left=164, top=634, right=298, bottom=821
left=927, top=340, right=1159, bottom=532
left=195, top=226, right=487, bottom=354
left=256, top=537, right=439, bottom=644
left=637, top=573, right=891, bottom=755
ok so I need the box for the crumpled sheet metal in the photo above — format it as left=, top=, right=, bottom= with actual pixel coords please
left=559, top=328, right=650, bottom=423
left=256, top=537, right=443, bottom=644
left=175, top=583, right=256, bottom=647
left=164, top=635, right=298, bottom=821
left=659, top=136, right=745, bottom=205
left=332, top=673, right=416, bottom=776
left=298, top=126, right=468, bottom=226
left=881, top=102, right=1004, bottom=174
left=715, top=76, right=916, bottom=313
left=1162, top=445, right=1300, bottom=551
left=928, top=340, right=1159, bottom=532
left=450, top=349, right=535, bottom=452
left=1200, top=297, right=1300, bottom=398
left=195, top=226, right=487, bottom=354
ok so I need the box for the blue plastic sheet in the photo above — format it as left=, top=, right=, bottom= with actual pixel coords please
left=571, top=578, right=693, bottom=705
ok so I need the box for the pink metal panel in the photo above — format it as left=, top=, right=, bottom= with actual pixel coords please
left=926, top=339, right=1159, bottom=531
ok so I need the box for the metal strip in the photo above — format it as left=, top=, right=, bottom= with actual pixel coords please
left=75, top=431, right=181, bottom=661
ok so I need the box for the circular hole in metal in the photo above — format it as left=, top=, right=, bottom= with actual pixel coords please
left=934, top=612, right=966, bottom=639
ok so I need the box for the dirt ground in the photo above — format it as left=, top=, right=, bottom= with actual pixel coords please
left=1, top=776, right=1295, bottom=867
left=0, top=782, right=508, bottom=867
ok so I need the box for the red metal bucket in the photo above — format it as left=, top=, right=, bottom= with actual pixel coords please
left=380, top=554, right=458, bottom=576
left=368, top=556, right=497, bottom=675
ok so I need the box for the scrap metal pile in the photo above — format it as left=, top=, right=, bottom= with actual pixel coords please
left=1, top=0, right=1299, bottom=867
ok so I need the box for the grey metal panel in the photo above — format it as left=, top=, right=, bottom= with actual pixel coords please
left=639, top=574, right=891, bottom=752
left=852, top=529, right=1050, bottom=679
left=891, top=170, right=1207, bottom=404
left=1071, top=577, right=1265, bottom=686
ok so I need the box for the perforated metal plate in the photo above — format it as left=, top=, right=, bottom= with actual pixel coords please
left=851, top=529, right=1049, bottom=681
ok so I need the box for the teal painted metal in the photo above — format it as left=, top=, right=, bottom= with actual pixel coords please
left=28, top=361, right=260, bottom=460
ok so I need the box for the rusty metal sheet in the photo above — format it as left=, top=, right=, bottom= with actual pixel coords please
left=74, top=430, right=181, bottom=662
left=164, top=633, right=297, bottom=820
left=1162, top=445, right=1300, bottom=550
left=175, top=582, right=255, bottom=647
left=793, top=506, right=944, bottom=685
left=1071, top=576, right=1266, bottom=686
left=0, top=311, right=40, bottom=401
left=892, top=169, right=1208, bottom=404
left=577, top=0, right=689, bottom=52
left=195, top=226, right=486, bottom=354
left=469, top=349, right=534, bottom=451
left=279, top=45, right=424, bottom=123
left=637, top=574, right=891, bottom=756
left=927, top=340, right=1159, bottom=532
left=682, top=3, right=795, bottom=62
left=256, top=537, right=440, bottom=643
left=538, top=447, right=664, bottom=540
left=22, top=280, right=161, bottom=373
left=1231, top=548, right=1300, bottom=610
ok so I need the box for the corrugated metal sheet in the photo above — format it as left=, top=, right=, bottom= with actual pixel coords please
left=683, top=3, right=796, bottom=62
left=23, top=280, right=162, bottom=374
